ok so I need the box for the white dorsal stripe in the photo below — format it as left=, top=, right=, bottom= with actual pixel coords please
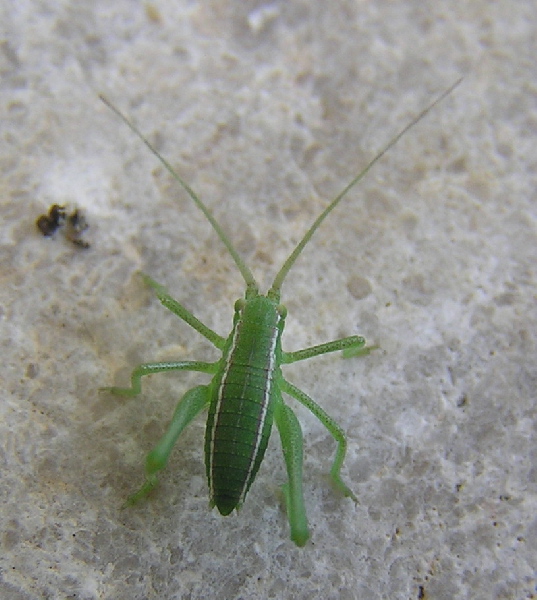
left=208, top=317, right=242, bottom=501
left=238, top=314, right=280, bottom=505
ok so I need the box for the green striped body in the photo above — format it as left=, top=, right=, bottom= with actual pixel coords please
left=205, top=295, right=286, bottom=515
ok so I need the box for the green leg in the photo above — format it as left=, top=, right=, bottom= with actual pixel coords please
left=100, top=360, right=217, bottom=397
left=280, top=378, right=357, bottom=502
left=342, top=342, right=378, bottom=359
left=124, top=384, right=210, bottom=506
left=141, top=273, right=225, bottom=349
left=283, top=335, right=372, bottom=363
left=274, top=398, right=310, bottom=547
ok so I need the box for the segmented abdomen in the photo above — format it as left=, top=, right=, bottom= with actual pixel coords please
left=205, top=309, right=281, bottom=515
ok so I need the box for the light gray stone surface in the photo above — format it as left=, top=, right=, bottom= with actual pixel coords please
left=1, top=1, right=535, bottom=599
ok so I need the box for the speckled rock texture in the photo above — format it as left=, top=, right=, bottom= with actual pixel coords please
left=1, top=2, right=535, bottom=599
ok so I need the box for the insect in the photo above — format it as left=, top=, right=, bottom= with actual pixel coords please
left=36, top=204, right=90, bottom=248
left=100, top=79, right=461, bottom=546
left=36, top=204, right=66, bottom=236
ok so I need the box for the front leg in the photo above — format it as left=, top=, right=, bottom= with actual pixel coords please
left=141, top=273, right=225, bottom=349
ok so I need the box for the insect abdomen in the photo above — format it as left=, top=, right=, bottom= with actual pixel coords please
left=205, top=296, right=283, bottom=515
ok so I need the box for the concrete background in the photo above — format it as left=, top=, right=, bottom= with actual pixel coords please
left=1, top=1, right=535, bottom=599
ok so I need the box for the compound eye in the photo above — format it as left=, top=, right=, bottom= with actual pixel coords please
left=276, top=304, right=287, bottom=318
left=234, top=298, right=246, bottom=313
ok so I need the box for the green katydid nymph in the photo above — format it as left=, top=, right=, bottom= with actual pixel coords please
left=100, top=79, right=461, bottom=546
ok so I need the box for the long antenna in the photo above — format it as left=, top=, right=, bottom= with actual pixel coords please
left=99, top=95, right=259, bottom=296
left=268, top=78, right=463, bottom=301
